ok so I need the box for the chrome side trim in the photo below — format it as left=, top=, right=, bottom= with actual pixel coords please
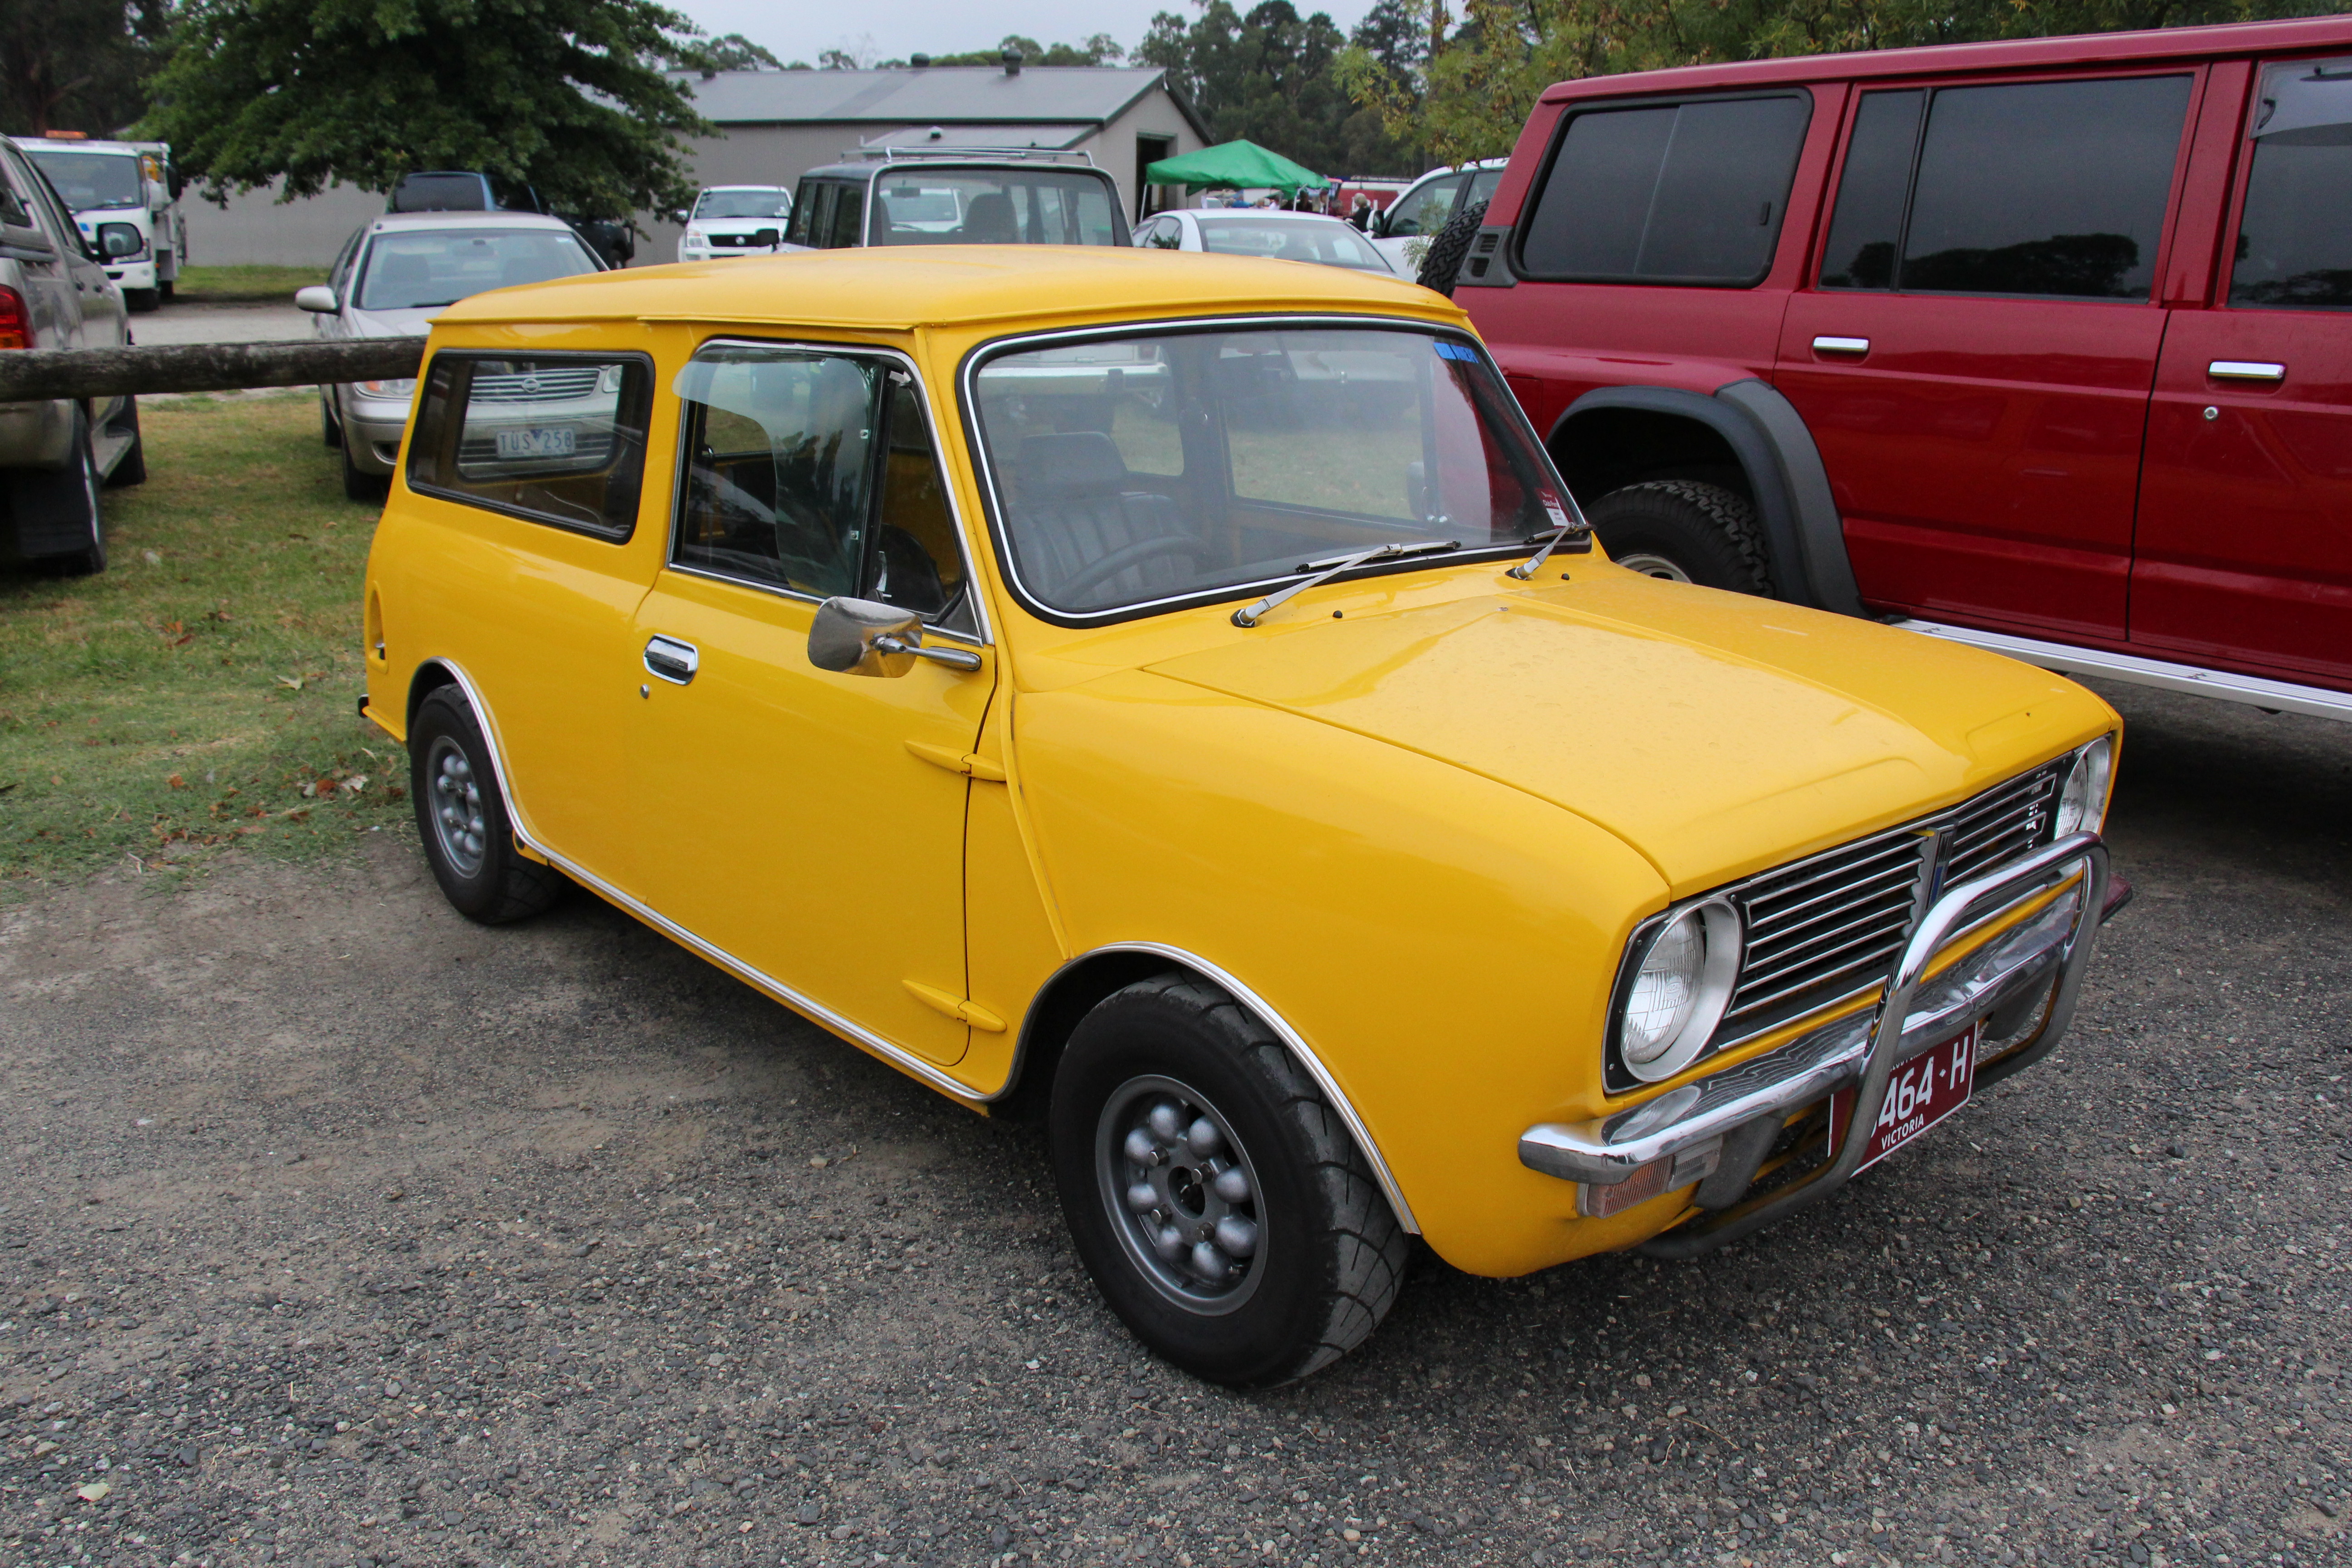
left=1069, top=941, right=1422, bottom=1235
left=1894, top=618, right=2352, bottom=725
left=415, top=657, right=991, bottom=1106
left=1521, top=872, right=2086, bottom=1185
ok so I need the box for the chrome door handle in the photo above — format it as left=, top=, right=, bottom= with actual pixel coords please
left=643, top=635, right=699, bottom=686
left=2207, top=360, right=2285, bottom=382
left=1812, top=335, right=1870, bottom=356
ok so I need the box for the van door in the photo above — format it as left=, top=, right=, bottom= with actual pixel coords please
left=2130, top=57, right=2352, bottom=686
left=625, top=342, right=992, bottom=1067
left=1777, top=73, right=2196, bottom=641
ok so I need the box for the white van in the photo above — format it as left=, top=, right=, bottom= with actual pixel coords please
left=21, top=137, right=186, bottom=312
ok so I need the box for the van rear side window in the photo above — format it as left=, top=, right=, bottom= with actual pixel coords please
left=407, top=354, right=653, bottom=539
left=1517, top=94, right=1811, bottom=287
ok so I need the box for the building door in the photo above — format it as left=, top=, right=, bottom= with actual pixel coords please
left=2131, top=57, right=2352, bottom=686
left=1777, top=74, right=2195, bottom=642
left=1136, top=134, right=1174, bottom=221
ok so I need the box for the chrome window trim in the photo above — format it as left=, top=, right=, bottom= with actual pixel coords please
left=956, top=312, right=1568, bottom=630
left=666, top=334, right=994, bottom=648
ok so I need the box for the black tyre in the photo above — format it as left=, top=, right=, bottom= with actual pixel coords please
left=1587, top=478, right=1771, bottom=595
left=124, top=288, right=161, bottom=314
left=1414, top=199, right=1489, bottom=296
left=408, top=687, right=566, bottom=924
left=159, top=279, right=174, bottom=302
left=7, top=410, right=106, bottom=575
left=102, top=399, right=146, bottom=489
left=1048, top=975, right=1410, bottom=1387
left=321, top=394, right=342, bottom=450
left=342, top=431, right=387, bottom=502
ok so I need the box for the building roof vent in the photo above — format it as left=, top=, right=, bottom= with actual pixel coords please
left=1002, top=47, right=1022, bottom=76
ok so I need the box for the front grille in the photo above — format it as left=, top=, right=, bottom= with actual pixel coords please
left=469, top=367, right=605, bottom=404
left=1722, top=760, right=2065, bottom=1045
left=1606, top=757, right=2071, bottom=1091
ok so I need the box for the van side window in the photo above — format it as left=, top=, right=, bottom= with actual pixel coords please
left=2230, top=58, right=2352, bottom=312
left=1518, top=94, right=1810, bottom=287
left=1823, top=75, right=2191, bottom=300
left=827, top=185, right=866, bottom=249
left=673, top=345, right=971, bottom=628
left=1384, top=173, right=1463, bottom=239
left=786, top=182, right=833, bottom=247
left=406, top=355, right=653, bottom=539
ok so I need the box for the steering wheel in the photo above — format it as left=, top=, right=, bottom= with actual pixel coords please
left=1058, top=535, right=1209, bottom=600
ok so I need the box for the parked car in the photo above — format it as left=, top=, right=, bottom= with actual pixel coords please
left=1367, top=157, right=1506, bottom=273
left=360, top=246, right=2120, bottom=1385
left=1441, top=16, right=2352, bottom=725
left=0, top=134, right=140, bottom=576
left=1134, top=209, right=1395, bottom=274
left=21, top=136, right=185, bottom=312
left=784, top=148, right=1130, bottom=250
left=676, top=186, right=793, bottom=262
left=299, top=210, right=605, bottom=501
left=387, top=169, right=634, bottom=270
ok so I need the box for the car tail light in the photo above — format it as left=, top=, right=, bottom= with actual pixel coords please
left=0, top=286, right=27, bottom=350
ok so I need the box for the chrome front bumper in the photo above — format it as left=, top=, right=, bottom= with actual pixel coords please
left=1519, top=832, right=2109, bottom=1254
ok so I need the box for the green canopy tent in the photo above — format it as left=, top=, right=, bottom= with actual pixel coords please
left=1142, top=139, right=1330, bottom=196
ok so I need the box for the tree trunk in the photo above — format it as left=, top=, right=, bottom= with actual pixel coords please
left=0, top=337, right=426, bottom=402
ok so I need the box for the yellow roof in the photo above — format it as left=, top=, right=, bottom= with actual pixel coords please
left=434, top=245, right=1467, bottom=334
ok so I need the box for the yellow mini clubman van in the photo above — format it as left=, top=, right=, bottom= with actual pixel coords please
left=360, top=248, right=2121, bottom=1387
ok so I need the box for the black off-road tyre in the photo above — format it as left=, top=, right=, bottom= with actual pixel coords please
left=1588, top=478, right=1772, bottom=596
left=1415, top=199, right=1489, bottom=296
left=408, top=687, right=566, bottom=924
left=1048, top=975, right=1410, bottom=1387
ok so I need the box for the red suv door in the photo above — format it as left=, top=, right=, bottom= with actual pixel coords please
left=2132, top=54, right=2352, bottom=688
left=1776, top=71, right=2198, bottom=642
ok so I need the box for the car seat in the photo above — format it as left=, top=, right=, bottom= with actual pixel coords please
left=1009, top=431, right=1200, bottom=607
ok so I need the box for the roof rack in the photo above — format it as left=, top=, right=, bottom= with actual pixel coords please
left=843, top=143, right=1097, bottom=167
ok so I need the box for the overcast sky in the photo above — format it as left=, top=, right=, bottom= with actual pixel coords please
left=670, top=0, right=1383, bottom=68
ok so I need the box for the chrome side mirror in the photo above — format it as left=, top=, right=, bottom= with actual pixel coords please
left=808, top=597, right=981, bottom=677
left=294, top=284, right=339, bottom=313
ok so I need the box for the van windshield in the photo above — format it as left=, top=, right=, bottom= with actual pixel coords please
left=871, top=171, right=1119, bottom=246
left=356, top=228, right=599, bottom=311
left=27, top=150, right=142, bottom=211
left=972, top=325, right=1571, bottom=617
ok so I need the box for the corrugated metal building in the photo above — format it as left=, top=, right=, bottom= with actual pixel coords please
left=183, top=61, right=1209, bottom=267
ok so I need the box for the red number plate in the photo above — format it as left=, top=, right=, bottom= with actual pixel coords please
left=1830, top=1024, right=1979, bottom=1173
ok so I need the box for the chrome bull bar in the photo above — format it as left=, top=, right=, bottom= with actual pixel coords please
left=1518, top=832, right=2109, bottom=1258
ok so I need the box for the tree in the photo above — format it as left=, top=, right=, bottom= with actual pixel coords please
left=1, top=0, right=172, bottom=137
left=1140, top=0, right=1414, bottom=175
left=892, top=35, right=1129, bottom=67
left=142, top=0, right=715, bottom=220
left=696, top=33, right=783, bottom=73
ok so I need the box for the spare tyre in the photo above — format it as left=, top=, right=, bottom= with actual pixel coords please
left=1414, top=199, right=1489, bottom=297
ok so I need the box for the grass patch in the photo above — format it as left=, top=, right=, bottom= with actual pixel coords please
left=0, top=394, right=408, bottom=889
left=172, top=264, right=329, bottom=304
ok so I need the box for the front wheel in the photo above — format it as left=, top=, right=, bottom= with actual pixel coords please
left=124, top=288, right=161, bottom=313
left=1048, top=975, right=1409, bottom=1387
left=1587, top=478, right=1770, bottom=595
left=341, top=429, right=387, bottom=502
left=407, top=688, right=566, bottom=924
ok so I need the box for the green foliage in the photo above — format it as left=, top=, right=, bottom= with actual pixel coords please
left=1338, top=0, right=2344, bottom=167
left=1141, top=0, right=1418, bottom=176
left=142, top=0, right=715, bottom=220
left=695, top=33, right=784, bottom=73
left=0, top=0, right=172, bottom=137
left=897, top=34, right=1130, bottom=67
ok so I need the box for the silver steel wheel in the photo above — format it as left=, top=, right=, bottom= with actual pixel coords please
left=426, top=736, right=489, bottom=877
left=1613, top=550, right=1694, bottom=583
left=1096, top=1074, right=1266, bottom=1317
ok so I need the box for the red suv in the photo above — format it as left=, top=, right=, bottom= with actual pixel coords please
left=1447, top=17, right=2352, bottom=722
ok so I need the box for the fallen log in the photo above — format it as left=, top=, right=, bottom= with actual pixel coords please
left=0, top=337, right=427, bottom=402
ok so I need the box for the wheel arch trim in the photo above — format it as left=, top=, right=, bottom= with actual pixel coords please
left=1014, top=941, right=1423, bottom=1235
left=1548, top=380, right=1861, bottom=616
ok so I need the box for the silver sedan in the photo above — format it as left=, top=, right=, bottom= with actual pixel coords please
left=1132, top=209, right=1397, bottom=275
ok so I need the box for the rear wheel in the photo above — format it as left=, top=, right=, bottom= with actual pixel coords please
left=407, top=687, right=566, bottom=924
left=1587, top=479, right=1770, bottom=595
left=1048, top=975, right=1409, bottom=1387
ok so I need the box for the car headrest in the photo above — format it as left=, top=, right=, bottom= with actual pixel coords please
left=963, top=192, right=1016, bottom=243
left=1017, top=431, right=1128, bottom=497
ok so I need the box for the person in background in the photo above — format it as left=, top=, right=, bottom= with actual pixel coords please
left=1348, top=194, right=1373, bottom=231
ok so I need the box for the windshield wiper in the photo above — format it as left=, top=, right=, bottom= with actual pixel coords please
left=1505, top=494, right=1596, bottom=580
left=1231, top=538, right=1461, bottom=628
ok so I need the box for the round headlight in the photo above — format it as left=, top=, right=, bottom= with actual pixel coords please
left=1617, top=897, right=1744, bottom=1083
left=2053, top=735, right=2114, bottom=838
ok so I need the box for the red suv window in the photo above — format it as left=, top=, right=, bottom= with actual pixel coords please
left=2230, top=57, right=2352, bottom=310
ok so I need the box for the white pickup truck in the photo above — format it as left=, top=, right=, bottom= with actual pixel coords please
left=0, top=134, right=141, bottom=575
left=21, top=137, right=186, bottom=313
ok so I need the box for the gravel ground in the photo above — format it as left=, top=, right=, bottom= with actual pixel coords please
left=0, top=677, right=2344, bottom=1568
